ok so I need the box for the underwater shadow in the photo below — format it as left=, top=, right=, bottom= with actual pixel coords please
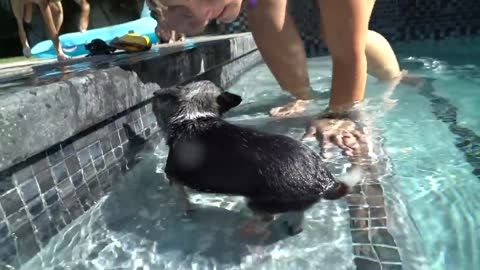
left=101, top=156, right=291, bottom=267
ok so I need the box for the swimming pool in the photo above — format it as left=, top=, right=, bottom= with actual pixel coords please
left=19, top=41, right=480, bottom=270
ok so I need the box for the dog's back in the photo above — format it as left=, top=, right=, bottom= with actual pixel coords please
left=165, top=117, right=346, bottom=214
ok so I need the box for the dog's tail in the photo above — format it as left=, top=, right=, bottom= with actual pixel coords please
left=323, top=167, right=363, bottom=200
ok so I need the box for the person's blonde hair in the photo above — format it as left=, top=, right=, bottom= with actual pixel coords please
left=146, top=0, right=168, bottom=22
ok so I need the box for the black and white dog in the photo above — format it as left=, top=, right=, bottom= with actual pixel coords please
left=152, top=81, right=362, bottom=236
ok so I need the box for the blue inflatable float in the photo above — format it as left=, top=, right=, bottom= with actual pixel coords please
left=31, top=3, right=159, bottom=58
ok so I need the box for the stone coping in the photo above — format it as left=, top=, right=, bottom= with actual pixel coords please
left=0, top=33, right=258, bottom=172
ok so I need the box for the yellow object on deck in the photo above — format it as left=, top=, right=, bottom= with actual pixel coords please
left=109, top=31, right=152, bottom=52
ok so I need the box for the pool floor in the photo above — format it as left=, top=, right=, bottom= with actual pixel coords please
left=20, top=142, right=355, bottom=270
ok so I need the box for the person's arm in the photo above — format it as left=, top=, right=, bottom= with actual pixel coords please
left=24, top=2, right=33, bottom=23
left=246, top=0, right=310, bottom=100
left=302, top=0, right=394, bottom=158
left=317, top=0, right=370, bottom=113
left=246, top=0, right=313, bottom=117
left=74, top=0, right=90, bottom=32
left=36, top=0, right=68, bottom=61
left=10, top=0, right=31, bottom=57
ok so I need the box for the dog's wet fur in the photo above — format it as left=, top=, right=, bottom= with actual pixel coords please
left=152, top=81, right=362, bottom=236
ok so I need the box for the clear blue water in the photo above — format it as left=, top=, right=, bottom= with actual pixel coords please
left=20, top=40, right=480, bottom=270
left=377, top=50, right=480, bottom=269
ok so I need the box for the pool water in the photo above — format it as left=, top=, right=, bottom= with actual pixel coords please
left=21, top=45, right=480, bottom=270
left=377, top=53, right=480, bottom=269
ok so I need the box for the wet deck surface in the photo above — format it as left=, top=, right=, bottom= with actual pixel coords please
left=0, top=34, right=243, bottom=91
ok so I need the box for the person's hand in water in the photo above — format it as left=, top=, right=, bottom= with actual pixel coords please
left=301, top=110, right=368, bottom=158
left=269, top=87, right=312, bottom=117
left=269, top=99, right=311, bottom=117
left=301, top=70, right=418, bottom=158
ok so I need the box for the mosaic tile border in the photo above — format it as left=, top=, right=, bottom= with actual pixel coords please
left=347, top=181, right=403, bottom=270
left=419, top=79, right=480, bottom=179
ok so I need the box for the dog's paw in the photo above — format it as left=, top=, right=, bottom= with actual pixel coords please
left=283, top=220, right=304, bottom=236
left=240, top=221, right=271, bottom=239
left=287, top=224, right=304, bottom=236
left=185, top=206, right=196, bottom=215
left=182, top=202, right=197, bottom=214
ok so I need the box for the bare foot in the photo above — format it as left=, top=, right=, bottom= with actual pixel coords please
left=269, top=99, right=310, bottom=118
left=240, top=220, right=271, bottom=239
left=178, top=34, right=186, bottom=42
left=400, top=70, right=427, bottom=88
left=382, top=70, right=408, bottom=110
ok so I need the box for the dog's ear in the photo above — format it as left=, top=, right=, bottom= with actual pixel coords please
left=216, top=92, right=242, bottom=112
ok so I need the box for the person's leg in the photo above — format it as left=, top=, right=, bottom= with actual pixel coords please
left=24, top=2, right=33, bottom=23
left=365, top=30, right=401, bottom=81
left=246, top=0, right=312, bottom=117
left=34, top=0, right=68, bottom=61
left=318, top=0, right=401, bottom=82
left=365, top=0, right=401, bottom=80
left=11, top=0, right=31, bottom=57
left=48, top=0, right=63, bottom=33
left=74, top=0, right=90, bottom=32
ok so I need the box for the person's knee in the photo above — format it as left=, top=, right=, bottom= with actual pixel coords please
left=368, top=64, right=401, bottom=81
left=365, top=30, right=401, bottom=80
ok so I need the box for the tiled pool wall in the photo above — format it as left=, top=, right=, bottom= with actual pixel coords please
left=217, top=0, right=480, bottom=57
left=0, top=102, right=162, bottom=267
left=0, top=34, right=262, bottom=268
